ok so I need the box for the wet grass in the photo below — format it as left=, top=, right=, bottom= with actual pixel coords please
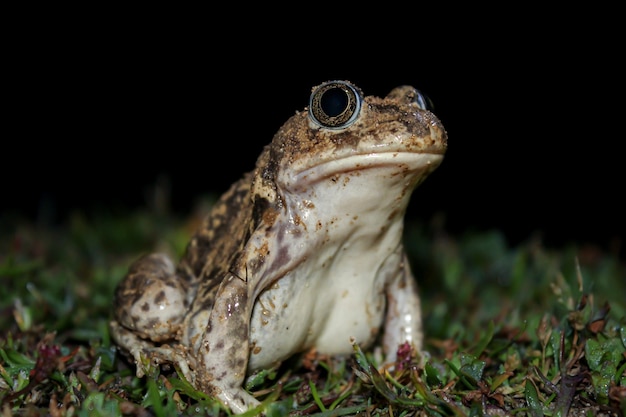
left=1, top=202, right=624, bottom=416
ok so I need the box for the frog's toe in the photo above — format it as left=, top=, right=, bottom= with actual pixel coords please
left=217, top=389, right=262, bottom=415
left=128, top=347, right=147, bottom=378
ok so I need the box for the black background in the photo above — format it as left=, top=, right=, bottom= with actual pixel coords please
left=4, top=13, right=624, bottom=259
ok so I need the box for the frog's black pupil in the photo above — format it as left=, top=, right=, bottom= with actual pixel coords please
left=320, top=88, right=348, bottom=117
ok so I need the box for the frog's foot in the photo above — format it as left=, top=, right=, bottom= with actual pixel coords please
left=110, top=320, right=197, bottom=384
left=202, top=379, right=262, bottom=415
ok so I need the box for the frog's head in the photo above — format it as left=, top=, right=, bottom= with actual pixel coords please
left=251, top=80, right=447, bottom=216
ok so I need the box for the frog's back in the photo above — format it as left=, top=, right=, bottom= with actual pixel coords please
left=179, top=172, right=256, bottom=284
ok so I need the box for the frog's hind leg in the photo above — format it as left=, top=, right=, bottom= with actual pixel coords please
left=112, top=253, right=190, bottom=342
left=110, top=253, right=197, bottom=382
left=109, top=320, right=197, bottom=384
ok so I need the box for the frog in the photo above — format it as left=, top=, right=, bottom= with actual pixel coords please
left=110, top=80, right=448, bottom=414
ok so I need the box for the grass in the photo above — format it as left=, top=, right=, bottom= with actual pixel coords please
left=0, top=200, right=624, bottom=416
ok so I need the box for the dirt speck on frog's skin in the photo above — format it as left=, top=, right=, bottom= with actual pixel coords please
left=110, top=80, right=448, bottom=414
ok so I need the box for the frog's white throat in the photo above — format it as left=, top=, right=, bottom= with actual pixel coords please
left=243, top=152, right=441, bottom=368
left=273, top=152, right=443, bottom=271
left=281, top=152, right=442, bottom=255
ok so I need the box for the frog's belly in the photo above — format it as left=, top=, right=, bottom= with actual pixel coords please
left=246, top=270, right=387, bottom=372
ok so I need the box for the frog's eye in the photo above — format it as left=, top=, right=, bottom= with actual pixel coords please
left=413, top=90, right=435, bottom=111
left=387, top=86, right=435, bottom=111
left=309, top=81, right=363, bottom=129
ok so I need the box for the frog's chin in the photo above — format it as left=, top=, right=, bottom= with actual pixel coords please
left=285, top=152, right=444, bottom=187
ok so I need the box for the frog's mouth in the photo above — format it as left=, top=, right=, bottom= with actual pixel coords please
left=286, top=151, right=444, bottom=187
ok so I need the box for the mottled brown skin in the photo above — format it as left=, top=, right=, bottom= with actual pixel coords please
left=110, top=81, right=447, bottom=414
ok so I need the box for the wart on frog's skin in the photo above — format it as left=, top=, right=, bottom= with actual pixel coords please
left=110, top=80, right=447, bottom=414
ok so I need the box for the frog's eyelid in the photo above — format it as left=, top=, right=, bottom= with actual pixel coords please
left=308, top=80, right=363, bottom=129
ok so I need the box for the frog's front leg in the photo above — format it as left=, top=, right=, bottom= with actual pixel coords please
left=383, top=252, right=425, bottom=364
left=110, top=253, right=197, bottom=382
left=194, top=272, right=261, bottom=414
